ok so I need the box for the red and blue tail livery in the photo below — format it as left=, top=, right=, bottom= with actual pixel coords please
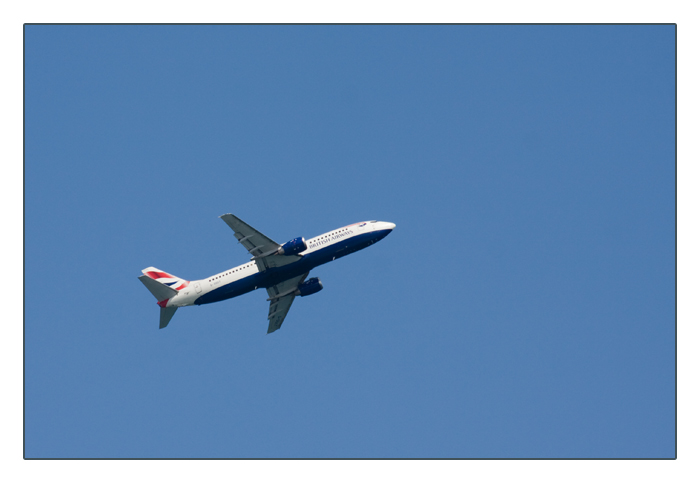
left=138, top=213, right=395, bottom=333
left=142, top=268, right=190, bottom=291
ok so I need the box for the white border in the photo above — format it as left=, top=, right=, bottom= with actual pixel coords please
left=5, top=2, right=694, bottom=481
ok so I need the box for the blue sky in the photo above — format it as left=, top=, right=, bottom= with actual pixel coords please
left=24, top=25, right=675, bottom=458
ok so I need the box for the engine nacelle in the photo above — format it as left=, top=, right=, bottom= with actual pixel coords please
left=296, top=277, right=323, bottom=297
left=278, top=236, right=307, bottom=256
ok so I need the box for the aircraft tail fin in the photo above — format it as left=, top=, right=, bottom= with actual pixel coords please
left=160, top=306, right=178, bottom=329
left=138, top=267, right=187, bottom=329
left=141, top=267, right=190, bottom=291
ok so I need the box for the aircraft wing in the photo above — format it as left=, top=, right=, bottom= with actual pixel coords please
left=220, top=213, right=299, bottom=271
left=265, top=272, right=308, bottom=334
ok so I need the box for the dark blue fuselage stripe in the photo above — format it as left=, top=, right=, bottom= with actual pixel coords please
left=194, top=229, right=392, bottom=305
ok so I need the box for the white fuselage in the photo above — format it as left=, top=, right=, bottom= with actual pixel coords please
left=167, top=221, right=395, bottom=308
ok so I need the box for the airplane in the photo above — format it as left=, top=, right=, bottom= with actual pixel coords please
left=138, top=214, right=396, bottom=333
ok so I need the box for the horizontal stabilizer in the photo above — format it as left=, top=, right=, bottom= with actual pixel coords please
left=138, top=275, right=178, bottom=302
left=160, top=306, right=177, bottom=329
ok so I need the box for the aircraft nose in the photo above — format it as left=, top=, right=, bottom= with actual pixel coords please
left=375, top=221, right=395, bottom=231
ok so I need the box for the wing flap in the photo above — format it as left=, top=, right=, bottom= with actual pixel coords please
left=220, top=213, right=279, bottom=257
left=255, top=253, right=301, bottom=271
left=220, top=213, right=301, bottom=271
left=267, top=294, right=295, bottom=334
left=265, top=272, right=309, bottom=334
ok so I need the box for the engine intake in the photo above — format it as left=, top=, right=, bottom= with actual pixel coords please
left=296, top=277, right=323, bottom=297
left=278, top=237, right=307, bottom=256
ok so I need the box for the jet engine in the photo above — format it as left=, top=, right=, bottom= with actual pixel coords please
left=277, top=237, right=307, bottom=256
left=296, top=277, right=323, bottom=297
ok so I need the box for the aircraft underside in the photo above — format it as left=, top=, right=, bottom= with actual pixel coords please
left=194, top=228, right=391, bottom=305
